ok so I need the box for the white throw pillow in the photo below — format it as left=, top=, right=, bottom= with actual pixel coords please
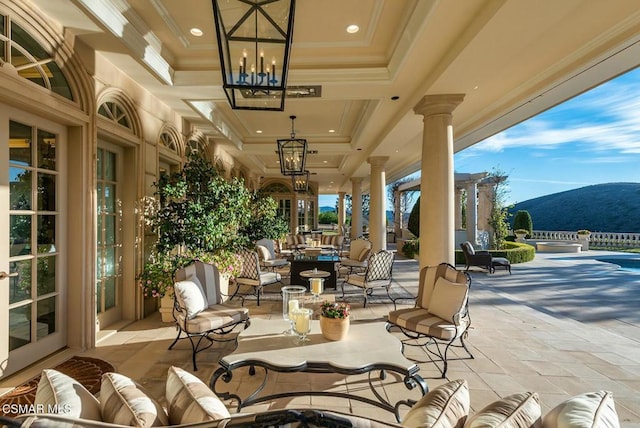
left=403, top=379, right=470, bottom=428
left=100, top=372, right=168, bottom=427
left=35, top=369, right=101, bottom=421
left=541, top=391, right=619, bottom=428
left=464, top=392, right=541, bottom=428
left=166, top=366, right=230, bottom=424
left=174, top=279, right=207, bottom=319
left=427, top=277, right=469, bottom=322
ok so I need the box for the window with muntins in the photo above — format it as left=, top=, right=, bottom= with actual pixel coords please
left=0, top=14, right=73, bottom=100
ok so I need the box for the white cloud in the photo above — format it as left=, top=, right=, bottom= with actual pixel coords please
left=463, top=72, right=640, bottom=156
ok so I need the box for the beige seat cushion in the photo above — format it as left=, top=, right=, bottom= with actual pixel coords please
left=388, top=307, right=465, bottom=341
left=464, top=392, right=541, bottom=428
left=100, top=372, right=168, bottom=427
left=166, top=366, right=230, bottom=424
left=35, top=369, right=101, bottom=421
left=179, top=303, right=249, bottom=333
left=541, top=391, right=619, bottom=428
left=403, top=379, right=470, bottom=428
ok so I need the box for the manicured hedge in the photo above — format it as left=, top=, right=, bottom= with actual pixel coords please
left=455, top=241, right=535, bottom=265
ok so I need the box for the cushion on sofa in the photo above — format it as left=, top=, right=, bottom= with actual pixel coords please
left=541, top=391, right=619, bottom=428
left=403, top=379, right=470, bottom=428
left=35, top=369, right=101, bottom=421
left=174, top=278, right=207, bottom=319
left=464, top=392, right=541, bottom=428
left=100, top=372, right=168, bottom=427
left=427, top=277, right=468, bottom=323
left=166, top=366, right=230, bottom=424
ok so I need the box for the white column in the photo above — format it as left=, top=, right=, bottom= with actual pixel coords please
left=338, top=192, right=346, bottom=234
left=478, top=184, right=492, bottom=233
left=414, top=94, right=465, bottom=267
left=466, top=182, right=478, bottom=244
left=394, top=188, right=402, bottom=240
left=454, top=186, right=463, bottom=230
left=350, top=177, right=363, bottom=240
left=368, top=156, right=389, bottom=251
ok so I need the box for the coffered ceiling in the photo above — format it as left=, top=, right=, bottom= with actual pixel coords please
left=32, top=0, right=640, bottom=193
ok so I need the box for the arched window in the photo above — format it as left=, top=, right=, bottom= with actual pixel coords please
left=0, top=14, right=73, bottom=100
left=98, top=101, right=133, bottom=130
left=159, top=131, right=179, bottom=153
left=262, top=182, right=292, bottom=193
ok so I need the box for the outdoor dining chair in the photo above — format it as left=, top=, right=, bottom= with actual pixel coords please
left=342, top=249, right=395, bottom=307
left=256, top=238, right=290, bottom=273
left=386, top=262, right=473, bottom=378
left=339, top=238, right=372, bottom=275
left=171, top=260, right=250, bottom=371
left=235, top=250, right=284, bottom=306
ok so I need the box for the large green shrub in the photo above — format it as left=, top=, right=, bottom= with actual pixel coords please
left=513, top=210, right=533, bottom=237
left=408, top=197, right=420, bottom=237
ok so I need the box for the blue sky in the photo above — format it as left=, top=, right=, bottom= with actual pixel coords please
left=319, top=66, right=640, bottom=208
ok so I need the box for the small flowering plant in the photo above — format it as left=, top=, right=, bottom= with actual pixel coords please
left=320, top=301, right=351, bottom=319
left=137, top=251, right=192, bottom=298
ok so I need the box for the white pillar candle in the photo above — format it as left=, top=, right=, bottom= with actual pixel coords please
left=310, top=278, right=323, bottom=295
left=288, top=299, right=299, bottom=318
left=293, top=309, right=310, bottom=333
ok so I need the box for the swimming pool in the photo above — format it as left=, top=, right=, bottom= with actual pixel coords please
left=596, top=257, right=640, bottom=272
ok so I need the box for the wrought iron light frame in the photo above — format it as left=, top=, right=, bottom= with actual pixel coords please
left=212, top=0, right=296, bottom=111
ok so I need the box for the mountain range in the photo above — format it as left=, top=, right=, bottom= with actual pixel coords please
left=508, top=182, right=640, bottom=233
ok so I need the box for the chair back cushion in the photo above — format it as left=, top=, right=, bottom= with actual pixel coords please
left=256, top=245, right=271, bottom=262
left=366, top=250, right=394, bottom=281
left=403, top=379, right=469, bottom=428
left=349, top=239, right=371, bottom=260
left=175, top=261, right=223, bottom=305
left=460, top=241, right=475, bottom=256
left=427, top=277, right=469, bottom=323
left=174, top=278, right=208, bottom=319
left=417, top=263, right=468, bottom=310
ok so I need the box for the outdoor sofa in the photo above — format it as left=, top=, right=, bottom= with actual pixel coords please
left=9, top=367, right=620, bottom=427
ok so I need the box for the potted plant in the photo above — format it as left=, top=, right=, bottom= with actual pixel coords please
left=577, top=230, right=591, bottom=250
left=319, top=301, right=351, bottom=341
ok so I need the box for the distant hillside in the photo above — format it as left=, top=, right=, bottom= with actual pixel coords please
left=320, top=206, right=335, bottom=213
left=508, top=182, right=640, bottom=233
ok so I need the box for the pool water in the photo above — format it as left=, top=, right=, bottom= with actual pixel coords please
left=596, top=257, right=640, bottom=273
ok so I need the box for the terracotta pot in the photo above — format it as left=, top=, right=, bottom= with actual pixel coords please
left=159, top=295, right=174, bottom=323
left=319, top=315, right=350, bottom=341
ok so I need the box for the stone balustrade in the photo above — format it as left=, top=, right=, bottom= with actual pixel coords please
left=531, top=230, right=640, bottom=248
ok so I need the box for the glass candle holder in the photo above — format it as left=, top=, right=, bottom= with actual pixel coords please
left=291, top=308, right=312, bottom=344
left=281, top=285, right=306, bottom=335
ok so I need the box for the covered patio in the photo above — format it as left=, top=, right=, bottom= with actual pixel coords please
left=4, top=251, right=638, bottom=426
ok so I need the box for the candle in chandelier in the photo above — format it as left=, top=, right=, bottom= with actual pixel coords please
left=238, top=58, right=243, bottom=76
left=242, top=49, right=247, bottom=74
left=260, top=50, right=264, bottom=74
left=250, top=64, right=255, bottom=84
left=266, top=66, right=270, bottom=86
left=271, top=57, right=276, bottom=81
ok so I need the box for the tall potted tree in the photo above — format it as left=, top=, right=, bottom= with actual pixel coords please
left=139, top=153, right=254, bottom=319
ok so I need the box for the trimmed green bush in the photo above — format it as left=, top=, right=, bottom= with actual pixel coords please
left=455, top=241, right=535, bottom=265
left=408, top=197, right=420, bottom=237
left=512, top=210, right=533, bottom=237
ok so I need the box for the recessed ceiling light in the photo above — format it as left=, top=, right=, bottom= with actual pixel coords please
left=190, top=28, right=203, bottom=37
left=323, top=160, right=328, bottom=164
left=256, top=130, right=263, bottom=134
left=346, top=24, right=359, bottom=34
left=328, top=129, right=335, bottom=133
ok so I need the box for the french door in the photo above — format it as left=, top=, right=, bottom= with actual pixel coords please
left=1, top=106, right=66, bottom=377
left=95, top=143, right=123, bottom=329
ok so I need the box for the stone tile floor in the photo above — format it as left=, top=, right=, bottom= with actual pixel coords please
left=2, top=250, right=639, bottom=426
